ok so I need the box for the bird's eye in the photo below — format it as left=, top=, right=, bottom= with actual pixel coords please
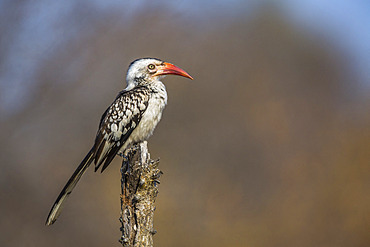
left=148, top=64, right=156, bottom=70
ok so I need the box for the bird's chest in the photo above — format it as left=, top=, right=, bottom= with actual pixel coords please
left=130, top=91, right=167, bottom=143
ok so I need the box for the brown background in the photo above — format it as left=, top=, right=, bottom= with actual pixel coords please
left=1, top=1, right=369, bottom=247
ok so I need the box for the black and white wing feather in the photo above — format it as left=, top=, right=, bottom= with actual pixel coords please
left=46, top=87, right=150, bottom=225
left=92, top=87, right=151, bottom=172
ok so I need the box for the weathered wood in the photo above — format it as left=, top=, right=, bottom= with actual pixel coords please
left=119, top=141, right=162, bottom=247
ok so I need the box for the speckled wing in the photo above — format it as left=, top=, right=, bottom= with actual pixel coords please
left=45, top=87, right=150, bottom=225
left=92, top=87, right=150, bottom=172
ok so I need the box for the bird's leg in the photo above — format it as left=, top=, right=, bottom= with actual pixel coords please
left=131, top=143, right=140, bottom=152
left=117, top=145, right=139, bottom=162
left=117, top=152, right=125, bottom=157
left=117, top=151, right=129, bottom=162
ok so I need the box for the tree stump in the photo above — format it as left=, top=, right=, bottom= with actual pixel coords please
left=119, top=141, right=162, bottom=247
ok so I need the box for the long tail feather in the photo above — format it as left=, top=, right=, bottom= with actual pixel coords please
left=45, top=148, right=94, bottom=225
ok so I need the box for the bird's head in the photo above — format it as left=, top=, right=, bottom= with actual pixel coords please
left=125, top=58, right=193, bottom=89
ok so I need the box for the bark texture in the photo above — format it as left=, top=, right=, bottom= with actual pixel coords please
left=119, top=141, right=162, bottom=247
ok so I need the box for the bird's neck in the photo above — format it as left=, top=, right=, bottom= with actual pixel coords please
left=148, top=80, right=167, bottom=104
left=148, top=79, right=165, bottom=90
left=125, top=78, right=165, bottom=91
left=124, top=79, right=167, bottom=100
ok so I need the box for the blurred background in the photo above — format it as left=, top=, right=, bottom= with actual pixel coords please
left=1, top=0, right=369, bottom=246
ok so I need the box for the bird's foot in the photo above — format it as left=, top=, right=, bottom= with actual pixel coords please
left=117, top=152, right=130, bottom=162
left=131, top=143, right=140, bottom=152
